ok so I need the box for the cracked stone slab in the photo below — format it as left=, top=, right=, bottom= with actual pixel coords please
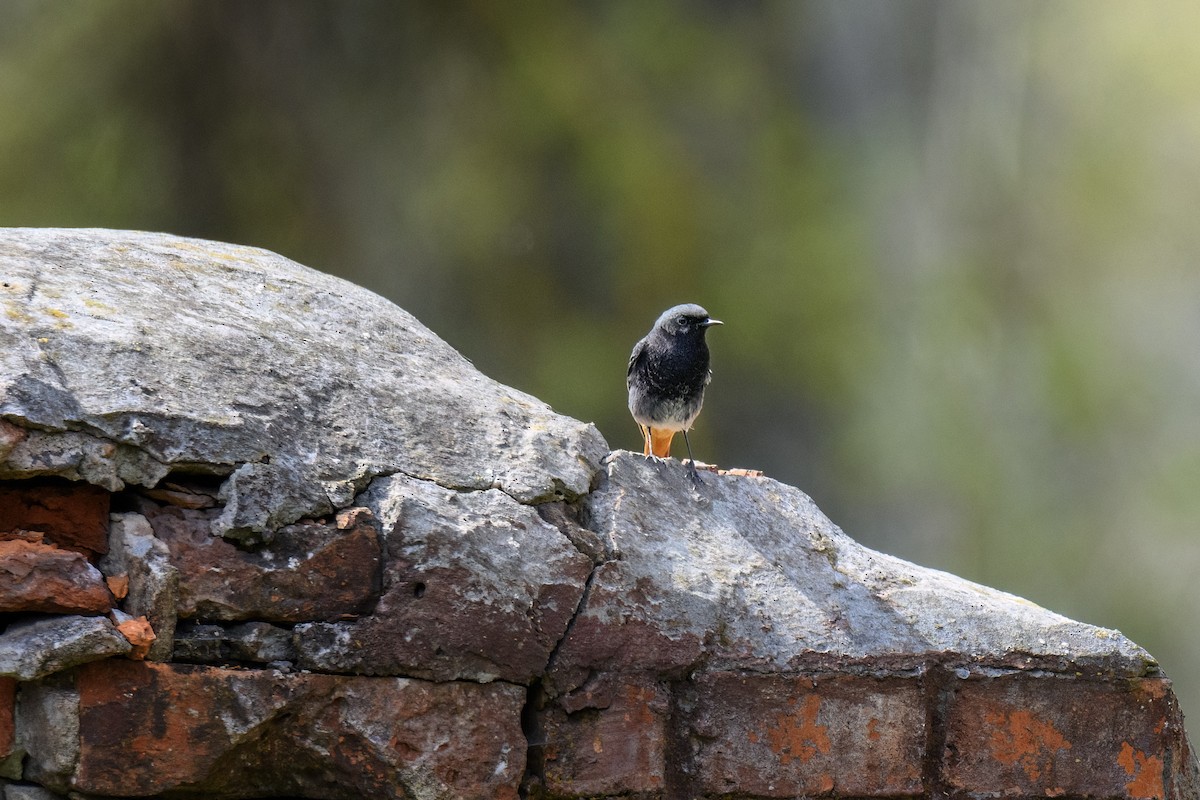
left=294, top=473, right=594, bottom=683
left=0, top=228, right=608, bottom=542
left=548, top=451, right=1156, bottom=693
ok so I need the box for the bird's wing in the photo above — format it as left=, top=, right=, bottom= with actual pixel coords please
left=705, top=368, right=713, bottom=386
left=627, top=336, right=648, bottom=386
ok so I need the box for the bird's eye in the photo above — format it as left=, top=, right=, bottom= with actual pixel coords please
left=675, top=315, right=688, bottom=327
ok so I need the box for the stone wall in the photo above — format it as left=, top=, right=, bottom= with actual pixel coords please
left=0, top=228, right=1195, bottom=799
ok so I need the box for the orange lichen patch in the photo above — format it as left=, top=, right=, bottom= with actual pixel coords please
left=1117, top=742, right=1165, bottom=799
left=867, top=718, right=881, bottom=741
left=106, top=574, right=129, bottom=600
left=762, top=695, right=831, bottom=766
left=621, top=684, right=657, bottom=726
left=985, top=708, right=1071, bottom=782
left=718, top=467, right=765, bottom=477
left=1133, top=678, right=1170, bottom=701
left=115, top=616, right=156, bottom=660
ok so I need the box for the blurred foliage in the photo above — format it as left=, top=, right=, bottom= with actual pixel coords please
left=2, top=0, right=1199, bottom=723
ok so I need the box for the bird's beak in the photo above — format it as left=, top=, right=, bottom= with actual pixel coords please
left=702, top=318, right=723, bottom=327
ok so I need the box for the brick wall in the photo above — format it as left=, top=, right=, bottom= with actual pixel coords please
left=0, top=476, right=1194, bottom=799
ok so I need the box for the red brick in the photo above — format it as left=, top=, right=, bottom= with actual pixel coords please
left=944, top=674, right=1191, bottom=799
left=0, top=539, right=112, bottom=613
left=0, top=480, right=109, bottom=556
left=543, top=675, right=669, bottom=796
left=0, top=677, right=14, bottom=758
left=74, top=660, right=525, bottom=799
left=146, top=504, right=381, bottom=622
left=689, top=673, right=925, bottom=797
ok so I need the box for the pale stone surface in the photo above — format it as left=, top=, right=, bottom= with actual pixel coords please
left=548, top=452, right=1155, bottom=692
left=0, top=228, right=607, bottom=541
left=14, top=682, right=78, bottom=790
left=0, top=617, right=128, bottom=682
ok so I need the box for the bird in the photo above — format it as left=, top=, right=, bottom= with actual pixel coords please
left=627, top=303, right=722, bottom=472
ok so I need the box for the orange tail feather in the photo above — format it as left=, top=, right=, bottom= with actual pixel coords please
left=649, top=427, right=675, bottom=458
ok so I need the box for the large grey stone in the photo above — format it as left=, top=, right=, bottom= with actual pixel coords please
left=549, top=452, right=1156, bottom=692
left=0, top=228, right=607, bottom=542
left=0, top=617, right=129, bottom=682
left=15, top=681, right=78, bottom=791
left=294, top=473, right=594, bottom=683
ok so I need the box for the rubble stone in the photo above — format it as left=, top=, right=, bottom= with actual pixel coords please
left=0, top=617, right=128, bottom=682
left=173, top=621, right=296, bottom=665
left=97, top=512, right=177, bottom=660
left=0, top=541, right=111, bottom=615
left=15, top=680, right=78, bottom=790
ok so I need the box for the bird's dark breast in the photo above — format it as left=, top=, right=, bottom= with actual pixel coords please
left=629, top=337, right=710, bottom=428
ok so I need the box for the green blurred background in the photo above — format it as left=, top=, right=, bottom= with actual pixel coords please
left=3, top=1, right=1198, bottom=723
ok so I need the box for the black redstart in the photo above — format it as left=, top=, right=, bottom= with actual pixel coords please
left=627, top=303, right=722, bottom=471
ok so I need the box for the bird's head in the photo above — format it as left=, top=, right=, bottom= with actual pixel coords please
left=653, top=303, right=723, bottom=338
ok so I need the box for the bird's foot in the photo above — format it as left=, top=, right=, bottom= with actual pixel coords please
left=684, top=459, right=707, bottom=487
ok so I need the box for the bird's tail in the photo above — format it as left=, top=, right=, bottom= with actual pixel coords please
left=650, top=427, right=675, bottom=458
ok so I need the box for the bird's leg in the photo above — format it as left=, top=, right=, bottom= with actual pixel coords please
left=640, top=424, right=652, bottom=456
left=681, top=430, right=703, bottom=485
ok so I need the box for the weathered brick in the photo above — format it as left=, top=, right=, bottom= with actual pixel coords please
left=543, top=674, right=669, bottom=796
left=0, top=540, right=112, bottom=614
left=0, top=677, right=14, bottom=759
left=74, top=660, right=525, bottom=799
left=146, top=504, right=381, bottom=622
left=0, top=480, right=109, bottom=557
left=688, top=672, right=925, bottom=798
left=944, top=673, right=1192, bottom=799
